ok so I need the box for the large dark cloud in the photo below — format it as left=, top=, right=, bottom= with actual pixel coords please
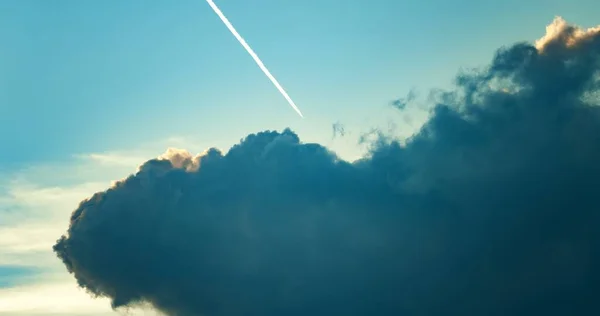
left=54, top=18, right=600, bottom=316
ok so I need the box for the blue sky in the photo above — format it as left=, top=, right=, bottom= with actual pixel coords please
left=2, top=0, right=598, bottom=168
left=0, top=0, right=598, bottom=314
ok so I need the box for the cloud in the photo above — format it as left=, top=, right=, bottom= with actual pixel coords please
left=0, top=180, right=110, bottom=268
left=0, top=279, right=161, bottom=315
left=331, top=121, right=346, bottom=139
left=0, top=136, right=204, bottom=315
left=536, top=16, right=600, bottom=51
left=390, top=88, right=417, bottom=110
left=53, top=17, right=600, bottom=316
left=0, top=179, right=126, bottom=315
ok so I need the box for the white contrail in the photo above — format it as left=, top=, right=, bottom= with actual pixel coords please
left=205, top=0, right=304, bottom=118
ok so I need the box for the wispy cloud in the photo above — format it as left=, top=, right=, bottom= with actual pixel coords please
left=0, top=281, right=115, bottom=315
left=0, top=137, right=197, bottom=315
left=0, top=277, right=164, bottom=315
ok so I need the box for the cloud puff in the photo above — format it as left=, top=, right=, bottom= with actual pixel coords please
left=54, top=17, right=600, bottom=316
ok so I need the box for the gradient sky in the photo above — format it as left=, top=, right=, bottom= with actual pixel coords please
left=0, top=0, right=599, bottom=314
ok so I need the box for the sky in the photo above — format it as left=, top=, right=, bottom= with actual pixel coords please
left=1, top=0, right=600, bottom=315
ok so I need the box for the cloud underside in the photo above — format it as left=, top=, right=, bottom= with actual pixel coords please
left=54, top=17, right=600, bottom=316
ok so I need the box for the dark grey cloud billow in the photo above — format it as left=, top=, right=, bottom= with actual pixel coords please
left=54, top=18, right=600, bottom=316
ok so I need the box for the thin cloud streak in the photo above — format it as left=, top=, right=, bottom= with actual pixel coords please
left=205, top=0, right=304, bottom=118
left=0, top=144, right=184, bottom=315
